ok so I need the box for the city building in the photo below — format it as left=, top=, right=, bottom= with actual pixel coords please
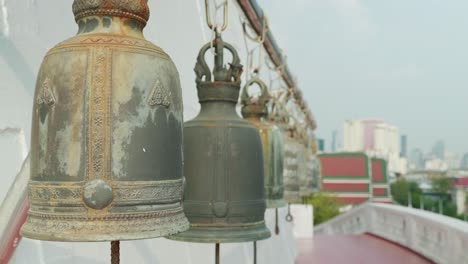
left=460, top=153, right=468, bottom=169
left=319, top=152, right=392, bottom=205
left=331, top=130, right=338, bottom=152
left=431, top=140, right=445, bottom=160
left=342, top=119, right=406, bottom=177
left=400, top=135, right=407, bottom=158
left=452, top=177, right=468, bottom=215
left=409, top=148, right=425, bottom=170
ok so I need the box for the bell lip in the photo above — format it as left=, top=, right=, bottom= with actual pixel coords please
left=266, top=199, right=287, bottom=209
left=20, top=212, right=190, bottom=242
left=166, top=221, right=271, bottom=244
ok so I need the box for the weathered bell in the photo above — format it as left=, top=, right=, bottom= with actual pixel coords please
left=240, top=77, right=286, bottom=209
left=305, top=132, right=321, bottom=194
left=270, top=92, right=301, bottom=204
left=297, top=126, right=310, bottom=198
left=284, top=127, right=302, bottom=203
left=169, top=32, right=271, bottom=243
left=21, top=0, right=189, bottom=242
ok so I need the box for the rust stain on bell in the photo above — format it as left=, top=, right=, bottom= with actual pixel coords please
left=21, top=0, right=189, bottom=242
left=240, top=77, right=286, bottom=209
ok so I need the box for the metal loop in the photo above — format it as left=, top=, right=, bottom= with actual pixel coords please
left=242, top=15, right=268, bottom=43
left=205, top=0, right=228, bottom=32
left=241, top=76, right=269, bottom=105
left=248, top=45, right=263, bottom=75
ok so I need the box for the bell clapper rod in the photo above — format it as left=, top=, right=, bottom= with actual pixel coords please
left=285, top=203, right=293, bottom=222
left=215, top=243, right=220, bottom=264
left=253, top=241, right=257, bottom=264
left=111, top=241, right=120, bottom=264
left=275, top=208, right=280, bottom=235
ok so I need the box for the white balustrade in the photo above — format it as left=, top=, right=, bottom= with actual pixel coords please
left=315, top=202, right=468, bottom=264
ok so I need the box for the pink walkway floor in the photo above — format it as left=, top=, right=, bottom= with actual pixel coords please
left=296, top=234, right=435, bottom=264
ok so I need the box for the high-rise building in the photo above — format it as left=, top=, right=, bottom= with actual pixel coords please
left=460, top=153, right=468, bottom=169
left=343, top=119, right=404, bottom=175
left=331, top=130, right=338, bottom=152
left=317, top=138, right=325, bottom=152
left=400, top=135, right=407, bottom=158
left=409, top=148, right=424, bottom=170
left=431, top=140, right=445, bottom=160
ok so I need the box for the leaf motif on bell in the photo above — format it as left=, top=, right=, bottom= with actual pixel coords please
left=37, top=77, right=56, bottom=106
left=148, top=79, right=171, bottom=108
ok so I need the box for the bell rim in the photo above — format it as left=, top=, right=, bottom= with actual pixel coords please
left=166, top=221, right=271, bottom=243
left=20, top=211, right=190, bottom=242
left=266, top=199, right=287, bottom=209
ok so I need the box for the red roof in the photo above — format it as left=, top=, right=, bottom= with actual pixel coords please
left=453, top=177, right=468, bottom=187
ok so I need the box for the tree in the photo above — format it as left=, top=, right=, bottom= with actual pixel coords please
left=431, top=177, right=453, bottom=194
left=306, top=192, right=342, bottom=225
left=390, top=179, right=421, bottom=206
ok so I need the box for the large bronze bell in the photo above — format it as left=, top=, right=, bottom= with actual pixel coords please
left=240, top=77, right=285, bottom=209
left=305, top=132, right=321, bottom=194
left=284, top=127, right=302, bottom=203
left=270, top=92, right=301, bottom=204
left=169, top=32, right=271, bottom=243
left=21, top=0, right=189, bottom=242
left=296, top=126, right=310, bottom=198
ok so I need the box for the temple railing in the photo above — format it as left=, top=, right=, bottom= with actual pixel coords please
left=315, top=202, right=468, bottom=264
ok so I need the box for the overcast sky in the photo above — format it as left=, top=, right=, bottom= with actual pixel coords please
left=258, top=0, right=468, bottom=155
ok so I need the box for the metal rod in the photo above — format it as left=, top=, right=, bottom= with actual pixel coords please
left=439, top=199, right=443, bottom=214
left=285, top=203, right=293, bottom=222
left=408, top=191, right=412, bottom=208
left=253, top=241, right=257, bottom=264
left=111, top=241, right=120, bottom=264
left=215, top=243, right=220, bottom=264
left=275, top=208, right=280, bottom=235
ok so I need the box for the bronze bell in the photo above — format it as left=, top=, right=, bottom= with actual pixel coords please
left=270, top=92, right=301, bottom=204
left=284, top=126, right=302, bottom=203
left=168, top=32, right=271, bottom=243
left=240, top=77, right=286, bottom=209
left=305, top=132, right=321, bottom=194
left=21, top=0, right=189, bottom=242
left=297, top=125, right=311, bottom=198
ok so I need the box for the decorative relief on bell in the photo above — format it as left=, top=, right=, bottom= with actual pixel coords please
left=72, top=0, right=150, bottom=26
left=82, top=179, right=114, bottom=210
left=36, top=77, right=56, bottom=106
left=148, top=79, right=171, bottom=108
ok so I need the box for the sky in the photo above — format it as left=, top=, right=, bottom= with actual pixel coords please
left=257, top=0, right=468, bottom=155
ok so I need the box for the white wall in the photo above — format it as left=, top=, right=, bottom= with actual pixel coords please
left=315, top=202, right=468, bottom=264
left=1, top=0, right=298, bottom=263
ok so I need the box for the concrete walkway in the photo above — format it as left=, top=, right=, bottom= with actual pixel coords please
left=296, top=234, right=435, bottom=264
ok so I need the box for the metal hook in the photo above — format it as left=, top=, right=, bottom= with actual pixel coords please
left=205, top=0, right=228, bottom=32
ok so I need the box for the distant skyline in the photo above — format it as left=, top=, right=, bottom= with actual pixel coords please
left=258, top=0, right=468, bottom=155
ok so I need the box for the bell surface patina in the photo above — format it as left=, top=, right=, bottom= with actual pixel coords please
left=169, top=32, right=271, bottom=243
left=270, top=92, right=301, bottom=204
left=297, top=125, right=311, bottom=197
left=240, top=77, right=285, bottom=209
left=21, top=0, right=189, bottom=242
left=305, top=132, right=320, bottom=194
left=284, top=128, right=302, bottom=203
